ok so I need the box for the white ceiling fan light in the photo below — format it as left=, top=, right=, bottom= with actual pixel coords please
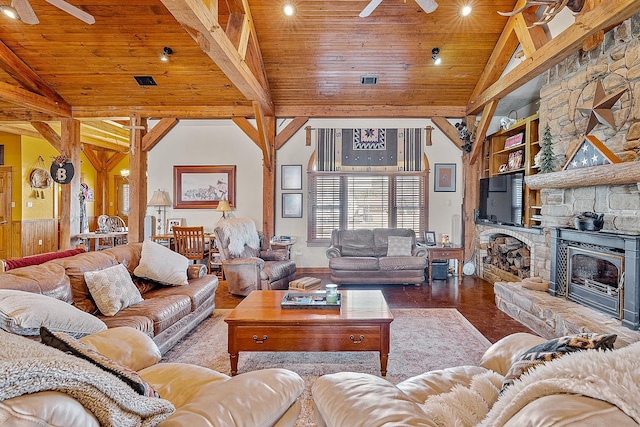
left=359, top=0, right=438, bottom=18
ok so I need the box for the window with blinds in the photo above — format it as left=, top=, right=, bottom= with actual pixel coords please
left=308, top=172, right=428, bottom=244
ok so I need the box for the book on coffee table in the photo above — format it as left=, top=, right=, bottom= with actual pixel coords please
left=281, top=292, right=341, bottom=309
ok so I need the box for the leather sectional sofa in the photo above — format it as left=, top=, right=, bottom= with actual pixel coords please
left=0, top=243, right=218, bottom=354
left=312, top=332, right=640, bottom=426
left=326, top=228, right=427, bottom=285
left=0, top=326, right=305, bottom=426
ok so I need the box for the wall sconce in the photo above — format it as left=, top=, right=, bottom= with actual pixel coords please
left=1, top=5, right=19, bottom=20
left=148, top=189, right=172, bottom=234
left=432, top=47, right=441, bottom=65
left=160, top=46, right=173, bottom=62
left=120, top=169, right=130, bottom=179
left=216, top=198, right=232, bottom=219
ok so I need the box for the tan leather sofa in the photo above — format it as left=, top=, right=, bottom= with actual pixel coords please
left=214, top=227, right=296, bottom=296
left=0, top=243, right=218, bottom=354
left=312, top=332, right=640, bottom=426
left=0, top=327, right=305, bottom=427
left=326, top=228, right=427, bottom=284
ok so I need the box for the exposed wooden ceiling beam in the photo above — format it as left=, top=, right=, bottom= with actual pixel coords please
left=513, top=10, right=549, bottom=58
left=253, top=101, right=271, bottom=171
left=71, top=105, right=255, bottom=119
left=142, top=118, right=180, bottom=152
left=232, top=117, right=259, bottom=144
left=431, top=117, right=463, bottom=150
left=470, top=100, right=498, bottom=164
left=81, top=121, right=130, bottom=141
left=275, top=105, right=466, bottom=118
left=160, top=0, right=273, bottom=115
left=32, top=122, right=62, bottom=152
left=275, top=117, right=309, bottom=150
left=0, top=82, right=71, bottom=117
left=0, top=41, right=67, bottom=105
left=81, top=146, right=104, bottom=172
left=467, top=0, right=640, bottom=115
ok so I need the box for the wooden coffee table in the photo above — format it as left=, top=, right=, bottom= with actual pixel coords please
left=225, top=290, right=393, bottom=376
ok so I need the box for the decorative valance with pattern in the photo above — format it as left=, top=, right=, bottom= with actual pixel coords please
left=316, top=128, right=424, bottom=172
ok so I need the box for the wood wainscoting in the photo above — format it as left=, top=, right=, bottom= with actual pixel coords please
left=13, top=219, right=59, bottom=258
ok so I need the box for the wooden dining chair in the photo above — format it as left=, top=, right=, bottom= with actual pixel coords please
left=172, top=226, right=211, bottom=273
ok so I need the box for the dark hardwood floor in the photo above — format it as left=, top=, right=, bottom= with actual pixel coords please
left=214, top=273, right=533, bottom=343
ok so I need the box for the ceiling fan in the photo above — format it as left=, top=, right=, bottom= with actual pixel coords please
left=359, top=0, right=438, bottom=17
left=12, top=0, right=95, bottom=25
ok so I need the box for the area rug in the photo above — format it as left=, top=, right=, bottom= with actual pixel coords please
left=162, top=308, right=492, bottom=426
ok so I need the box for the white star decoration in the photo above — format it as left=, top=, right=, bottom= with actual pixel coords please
left=591, top=154, right=599, bottom=163
left=581, top=158, right=588, bottom=165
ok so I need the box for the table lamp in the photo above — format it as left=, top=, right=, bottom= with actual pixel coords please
left=216, top=198, right=232, bottom=219
left=148, top=190, right=172, bottom=234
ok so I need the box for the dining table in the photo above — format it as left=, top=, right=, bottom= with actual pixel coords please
left=77, top=231, right=128, bottom=252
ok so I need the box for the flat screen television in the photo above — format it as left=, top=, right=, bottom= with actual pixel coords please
left=478, top=172, right=524, bottom=226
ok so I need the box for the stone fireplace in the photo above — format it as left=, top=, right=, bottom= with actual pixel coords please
left=550, top=228, right=640, bottom=330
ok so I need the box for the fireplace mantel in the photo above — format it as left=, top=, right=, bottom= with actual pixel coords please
left=525, top=162, right=640, bottom=190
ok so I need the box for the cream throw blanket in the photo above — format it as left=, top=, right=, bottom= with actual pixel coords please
left=218, top=218, right=260, bottom=256
left=421, top=341, right=640, bottom=426
left=0, top=330, right=175, bottom=426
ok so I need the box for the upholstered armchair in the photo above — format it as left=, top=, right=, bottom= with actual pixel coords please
left=214, top=219, right=296, bottom=296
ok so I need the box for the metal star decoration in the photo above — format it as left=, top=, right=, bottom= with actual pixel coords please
left=577, top=79, right=627, bottom=134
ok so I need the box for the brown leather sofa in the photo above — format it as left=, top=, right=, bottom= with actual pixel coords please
left=214, top=227, right=296, bottom=296
left=326, top=228, right=427, bottom=285
left=0, top=243, right=218, bottom=354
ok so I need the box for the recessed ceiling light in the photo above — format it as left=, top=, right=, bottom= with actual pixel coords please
left=283, top=4, right=294, bottom=16
left=1, top=5, right=19, bottom=20
left=461, top=5, right=472, bottom=16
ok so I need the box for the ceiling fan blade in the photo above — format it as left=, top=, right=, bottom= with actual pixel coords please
left=415, top=0, right=438, bottom=14
left=44, top=0, right=95, bottom=24
left=359, top=0, right=384, bottom=17
left=13, top=0, right=39, bottom=24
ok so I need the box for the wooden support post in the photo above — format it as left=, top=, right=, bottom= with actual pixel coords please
left=59, top=119, right=81, bottom=250
left=127, top=115, right=147, bottom=243
left=262, top=116, right=276, bottom=239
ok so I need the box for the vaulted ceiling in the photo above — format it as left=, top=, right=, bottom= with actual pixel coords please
left=0, top=0, right=638, bottom=150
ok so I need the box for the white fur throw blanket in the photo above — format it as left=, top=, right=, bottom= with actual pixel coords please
left=218, top=218, right=260, bottom=256
left=0, top=330, right=175, bottom=426
left=421, top=341, right=640, bottom=426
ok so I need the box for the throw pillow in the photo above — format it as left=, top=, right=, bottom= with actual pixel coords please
left=40, top=326, right=160, bottom=398
left=386, top=236, right=413, bottom=257
left=0, top=289, right=107, bottom=337
left=133, top=240, right=189, bottom=286
left=84, top=263, right=143, bottom=316
left=501, top=333, right=617, bottom=391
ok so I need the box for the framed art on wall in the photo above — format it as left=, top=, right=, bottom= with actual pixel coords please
left=173, top=165, right=236, bottom=209
left=434, top=163, right=456, bottom=192
left=282, top=193, right=303, bottom=218
left=424, top=231, right=436, bottom=246
left=281, top=164, right=303, bottom=190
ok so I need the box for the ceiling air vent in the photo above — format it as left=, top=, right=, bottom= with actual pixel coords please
left=134, top=76, right=157, bottom=86
left=360, top=75, right=378, bottom=85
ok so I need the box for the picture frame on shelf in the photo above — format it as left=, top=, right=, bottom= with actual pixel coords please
left=504, top=132, right=524, bottom=149
left=282, top=193, right=303, bottom=218
left=424, top=231, right=436, bottom=246
left=281, top=164, right=303, bottom=190
left=173, top=165, right=236, bottom=209
left=507, top=150, right=524, bottom=170
left=166, top=218, right=183, bottom=234
left=434, top=163, right=456, bottom=192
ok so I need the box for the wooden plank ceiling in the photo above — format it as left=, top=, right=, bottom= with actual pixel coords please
left=0, top=0, right=636, bottom=147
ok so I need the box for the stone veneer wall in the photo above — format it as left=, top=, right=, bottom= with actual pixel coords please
left=537, top=13, right=640, bottom=235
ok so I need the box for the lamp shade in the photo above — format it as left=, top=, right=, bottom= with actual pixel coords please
left=148, top=190, right=172, bottom=207
left=216, top=199, right=232, bottom=213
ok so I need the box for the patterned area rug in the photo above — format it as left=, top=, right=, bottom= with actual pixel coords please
left=162, top=308, right=492, bottom=426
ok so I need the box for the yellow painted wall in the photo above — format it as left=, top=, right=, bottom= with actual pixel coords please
left=80, top=153, right=96, bottom=218
left=21, top=136, right=57, bottom=220
left=108, top=156, right=129, bottom=216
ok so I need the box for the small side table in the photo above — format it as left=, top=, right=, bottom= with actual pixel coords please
left=427, top=245, right=464, bottom=283
left=270, top=237, right=297, bottom=259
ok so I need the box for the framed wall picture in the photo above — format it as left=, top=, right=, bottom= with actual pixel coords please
left=424, top=231, right=436, bottom=246
left=434, top=163, right=456, bottom=192
left=282, top=193, right=303, bottom=218
left=281, top=164, right=303, bottom=190
left=173, top=165, right=236, bottom=209
left=166, top=218, right=183, bottom=234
